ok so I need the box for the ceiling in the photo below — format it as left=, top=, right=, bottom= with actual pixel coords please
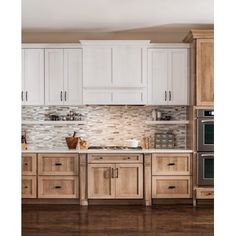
left=22, top=0, right=214, bottom=32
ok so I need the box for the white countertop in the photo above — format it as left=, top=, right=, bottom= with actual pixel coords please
left=22, top=148, right=193, bottom=154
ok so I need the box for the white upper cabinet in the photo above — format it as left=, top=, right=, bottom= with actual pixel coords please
left=22, top=49, right=44, bottom=105
left=112, top=46, right=146, bottom=87
left=148, top=46, right=189, bottom=105
left=45, top=48, right=82, bottom=105
left=81, top=40, right=150, bottom=105
left=83, top=47, right=112, bottom=87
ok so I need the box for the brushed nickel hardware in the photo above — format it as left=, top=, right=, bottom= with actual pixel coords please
left=26, top=91, right=28, bottom=101
left=21, top=91, right=24, bottom=101
left=165, top=91, right=167, bottom=101
left=201, top=154, right=214, bottom=157
left=201, top=119, right=214, bottom=123
left=60, top=91, right=63, bottom=101
left=169, top=91, right=171, bottom=101
left=64, top=91, right=67, bottom=101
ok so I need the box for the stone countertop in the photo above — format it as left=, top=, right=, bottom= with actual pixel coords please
left=21, top=148, right=193, bottom=154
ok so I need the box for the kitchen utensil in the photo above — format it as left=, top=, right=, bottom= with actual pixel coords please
left=65, top=132, right=79, bottom=149
left=151, top=109, right=157, bottom=121
left=80, top=139, right=87, bottom=149
left=156, top=111, right=162, bottom=120
left=126, top=139, right=139, bottom=148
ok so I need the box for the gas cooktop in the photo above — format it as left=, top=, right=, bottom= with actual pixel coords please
left=88, top=146, right=142, bottom=150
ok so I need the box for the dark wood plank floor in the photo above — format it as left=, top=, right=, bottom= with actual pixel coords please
left=22, top=205, right=213, bottom=236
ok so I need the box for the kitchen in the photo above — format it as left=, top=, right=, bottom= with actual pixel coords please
left=1, top=0, right=222, bottom=235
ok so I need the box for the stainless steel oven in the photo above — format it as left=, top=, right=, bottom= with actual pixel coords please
left=197, top=109, right=214, bottom=152
left=197, top=152, right=214, bottom=186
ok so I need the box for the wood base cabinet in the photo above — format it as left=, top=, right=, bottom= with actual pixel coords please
left=152, top=153, right=192, bottom=199
left=22, top=154, right=37, bottom=198
left=88, top=154, right=143, bottom=199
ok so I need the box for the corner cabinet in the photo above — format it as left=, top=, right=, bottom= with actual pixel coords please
left=87, top=154, right=143, bottom=199
left=81, top=41, right=149, bottom=105
left=45, top=49, right=83, bottom=105
left=22, top=49, right=44, bottom=105
left=148, top=45, right=190, bottom=105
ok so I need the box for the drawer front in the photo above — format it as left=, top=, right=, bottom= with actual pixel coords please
left=38, top=154, right=78, bottom=175
left=196, top=188, right=214, bottom=199
left=152, top=154, right=191, bottom=175
left=88, top=154, right=143, bottom=163
left=22, top=154, right=37, bottom=175
left=38, top=176, right=78, bottom=198
left=152, top=176, right=192, bottom=198
left=22, top=176, right=37, bottom=198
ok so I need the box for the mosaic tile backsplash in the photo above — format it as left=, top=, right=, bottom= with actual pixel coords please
left=22, top=106, right=188, bottom=149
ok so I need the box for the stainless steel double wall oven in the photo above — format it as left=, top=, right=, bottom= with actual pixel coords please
left=197, top=109, right=214, bottom=186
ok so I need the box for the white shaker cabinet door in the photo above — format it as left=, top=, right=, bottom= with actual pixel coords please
left=64, top=49, right=83, bottom=105
left=148, top=49, right=168, bottom=105
left=45, top=49, right=64, bottom=105
left=83, top=47, right=112, bottom=87
left=22, top=49, right=44, bottom=105
left=112, top=47, right=146, bottom=87
left=168, top=49, right=189, bottom=105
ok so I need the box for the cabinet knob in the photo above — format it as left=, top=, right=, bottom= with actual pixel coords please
left=24, top=162, right=28, bottom=166
left=24, top=186, right=28, bottom=189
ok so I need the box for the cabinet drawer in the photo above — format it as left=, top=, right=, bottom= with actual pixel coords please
left=38, top=154, right=78, bottom=175
left=196, top=188, right=214, bottom=199
left=152, top=176, right=192, bottom=198
left=22, top=154, right=37, bottom=175
left=88, top=154, right=143, bottom=163
left=38, top=176, right=78, bottom=198
left=152, top=154, right=191, bottom=175
left=22, top=176, right=37, bottom=198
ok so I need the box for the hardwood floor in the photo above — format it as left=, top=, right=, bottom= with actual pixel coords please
left=22, top=205, right=213, bottom=236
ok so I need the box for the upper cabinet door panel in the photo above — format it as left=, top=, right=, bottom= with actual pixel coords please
left=64, top=49, right=83, bottom=105
left=148, top=49, right=168, bottom=105
left=168, top=49, right=189, bottom=105
left=196, top=39, right=214, bottom=106
left=22, top=50, right=25, bottom=105
left=23, top=49, right=44, bottom=105
left=112, top=47, right=145, bottom=87
left=83, top=47, right=112, bottom=87
left=45, top=49, right=64, bottom=105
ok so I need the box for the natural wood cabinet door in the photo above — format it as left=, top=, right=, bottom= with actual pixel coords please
left=38, top=154, right=78, bottom=176
left=152, top=154, right=191, bottom=176
left=22, top=176, right=37, bottom=198
left=196, top=39, right=214, bottom=106
left=22, top=154, right=37, bottom=175
left=38, top=176, right=78, bottom=198
left=115, top=164, right=143, bottom=199
left=152, top=176, right=192, bottom=198
left=88, top=164, right=115, bottom=199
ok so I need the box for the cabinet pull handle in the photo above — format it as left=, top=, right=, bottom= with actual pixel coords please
left=169, top=91, right=171, bottom=101
left=116, top=168, right=119, bottom=178
left=60, top=91, right=63, bottom=101
left=168, top=163, right=175, bottom=166
left=165, top=91, right=167, bottom=101
left=111, top=168, right=114, bottom=178
left=55, top=163, right=62, bottom=166
left=168, top=186, right=176, bottom=189
left=21, top=91, right=24, bottom=101
left=24, top=163, right=28, bottom=166
left=24, top=186, right=28, bottom=189
left=64, top=91, right=67, bottom=101
left=55, top=186, right=62, bottom=189
left=26, top=91, right=28, bottom=101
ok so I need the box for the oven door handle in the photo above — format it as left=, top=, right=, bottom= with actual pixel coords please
left=200, top=154, right=214, bottom=157
left=201, top=119, right=214, bottom=123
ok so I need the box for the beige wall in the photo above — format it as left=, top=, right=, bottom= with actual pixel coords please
left=22, top=24, right=213, bottom=43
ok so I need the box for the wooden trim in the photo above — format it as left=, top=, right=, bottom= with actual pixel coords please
left=22, top=43, right=82, bottom=49
left=144, top=154, right=152, bottom=206
left=148, top=43, right=190, bottom=49
left=183, top=29, right=214, bottom=43
left=22, top=199, right=80, bottom=204
left=79, top=154, right=88, bottom=206
left=196, top=187, right=214, bottom=199
left=88, top=199, right=144, bottom=205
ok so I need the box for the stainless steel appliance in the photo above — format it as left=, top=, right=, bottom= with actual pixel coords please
left=197, top=152, right=214, bottom=186
left=197, top=109, right=214, bottom=152
left=197, top=109, right=214, bottom=186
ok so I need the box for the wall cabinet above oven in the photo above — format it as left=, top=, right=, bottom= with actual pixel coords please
left=81, top=40, right=149, bottom=105
left=147, top=45, right=190, bottom=105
